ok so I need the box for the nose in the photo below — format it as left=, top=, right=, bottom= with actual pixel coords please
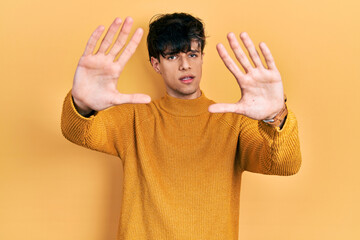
left=179, top=55, right=191, bottom=70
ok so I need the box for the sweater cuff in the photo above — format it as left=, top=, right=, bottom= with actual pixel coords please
left=257, top=109, right=300, bottom=175
left=258, top=109, right=297, bottom=144
left=67, top=90, right=96, bottom=119
left=61, top=90, right=95, bottom=144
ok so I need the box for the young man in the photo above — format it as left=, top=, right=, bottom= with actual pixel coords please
left=61, top=13, right=301, bottom=240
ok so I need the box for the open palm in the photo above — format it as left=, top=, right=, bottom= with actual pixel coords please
left=208, top=32, right=284, bottom=120
left=72, top=17, right=151, bottom=116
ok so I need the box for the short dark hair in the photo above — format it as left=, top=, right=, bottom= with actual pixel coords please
left=147, top=13, right=206, bottom=61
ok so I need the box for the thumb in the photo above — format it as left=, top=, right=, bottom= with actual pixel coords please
left=112, top=93, right=151, bottom=105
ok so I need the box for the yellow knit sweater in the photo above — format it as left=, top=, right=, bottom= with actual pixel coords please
left=61, top=91, right=301, bottom=240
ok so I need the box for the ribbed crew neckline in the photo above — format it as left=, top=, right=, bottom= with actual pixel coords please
left=158, top=91, right=212, bottom=117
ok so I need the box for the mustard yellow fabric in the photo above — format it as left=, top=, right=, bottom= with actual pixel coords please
left=61, top=90, right=301, bottom=240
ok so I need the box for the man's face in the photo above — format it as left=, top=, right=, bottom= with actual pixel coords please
left=151, top=41, right=203, bottom=99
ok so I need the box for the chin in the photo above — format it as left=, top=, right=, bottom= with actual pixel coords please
left=178, top=88, right=201, bottom=98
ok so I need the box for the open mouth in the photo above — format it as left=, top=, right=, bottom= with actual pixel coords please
left=179, top=75, right=195, bottom=83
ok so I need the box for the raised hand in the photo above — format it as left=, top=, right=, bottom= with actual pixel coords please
left=72, top=17, right=151, bottom=116
left=208, top=32, right=285, bottom=121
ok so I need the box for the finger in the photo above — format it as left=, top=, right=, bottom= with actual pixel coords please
left=116, top=27, right=144, bottom=69
left=259, top=42, right=277, bottom=70
left=97, top=17, right=123, bottom=54
left=108, top=17, right=134, bottom=56
left=83, top=25, right=105, bottom=56
left=112, top=93, right=151, bottom=105
left=216, top=43, right=244, bottom=79
left=208, top=103, right=240, bottom=114
left=239, top=32, right=263, bottom=68
left=227, top=32, right=253, bottom=72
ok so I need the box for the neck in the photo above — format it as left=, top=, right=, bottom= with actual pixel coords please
left=157, top=91, right=213, bottom=116
left=166, top=89, right=202, bottom=100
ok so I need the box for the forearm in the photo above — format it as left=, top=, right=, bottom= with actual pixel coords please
left=61, top=91, right=118, bottom=156
left=61, top=91, right=93, bottom=145
left=239, top=110, right=301, bottom=175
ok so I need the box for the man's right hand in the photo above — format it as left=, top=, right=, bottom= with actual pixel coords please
left=72, top=17, right=151, bottom=116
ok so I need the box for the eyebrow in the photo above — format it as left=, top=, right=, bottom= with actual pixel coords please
left=163, top=49, right=200, bottom=56
left=189, top=49, right=200, bottom=53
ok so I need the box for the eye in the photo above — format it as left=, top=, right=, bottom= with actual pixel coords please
left=189, top=53, right=198, bottom=58
left=167, top=55, right=177, bottom=60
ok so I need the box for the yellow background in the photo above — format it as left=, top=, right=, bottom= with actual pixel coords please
left=1, top=0, right=359, bottom=239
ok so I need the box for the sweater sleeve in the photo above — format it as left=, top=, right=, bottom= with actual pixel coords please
left=60, top=91, right=136, bottom=161
left=238, top=109, right=302, bottom=175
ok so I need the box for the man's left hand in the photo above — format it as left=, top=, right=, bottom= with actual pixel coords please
left=208, top=32, right=285, bottom=121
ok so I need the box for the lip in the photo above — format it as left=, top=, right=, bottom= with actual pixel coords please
left=179, top=75, right=195, bottom=84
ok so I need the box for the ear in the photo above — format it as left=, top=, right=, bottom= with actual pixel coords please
left=150, top=57, right=161, bottom=74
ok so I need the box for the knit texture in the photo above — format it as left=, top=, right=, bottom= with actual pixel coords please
left=61, top=91, right=301, bottom=240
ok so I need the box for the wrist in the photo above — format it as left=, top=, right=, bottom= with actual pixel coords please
left=262, top=95, right=288, bottom=128
left=72, top=96, right=95, bottom=117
